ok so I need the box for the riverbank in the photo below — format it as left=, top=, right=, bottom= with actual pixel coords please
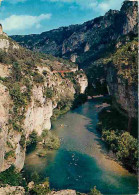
left=97, top=105, right=138, bottom=173
left=24, top=100, right=138, bottom=194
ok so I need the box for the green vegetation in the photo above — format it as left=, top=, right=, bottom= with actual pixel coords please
left=27, top=131, right=38, bottom=147
left=98, top=108, right=138, bottom=172
left=12, top=62, right=22, bottom=82
left=107, top=39, right=138, bottom=86
left=86, top=35, right=138, bottom=96
left=102, top=130, right=138, bottom=171
left=44, top=87, right=54, bottom=99
left=52, top=97, right=73, bottom=120
left=89, top=186, right=102, bottom=195
left=97, top=107, right=128, bottom=131
left=37, top=129, right=60, bottom=157
left=0, top=165, right=27, bottom=187
left=30, top=178, right=50, bottom=194
left=72, top=94, right=87, bottom=109
left=32, top=72, right=44, bottom=83
left=4, top=150, right=15, bottom=160
left=26, top=129, right=60, bottom=157
left=42, top=130, right=60, bottom=150
left=19, top=134, right=26, bottom=148
left=30, top=171, right=40, bottom=184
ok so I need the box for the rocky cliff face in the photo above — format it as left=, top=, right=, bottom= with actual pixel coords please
left=11, top=1, right=137, bottom=68
left=0, top=25, right=19, bottom=51
left=0, top=33, right=88, bottom=172
left=11, top=1, right=138, bottom=122
left=106, top=36, right=138, bottom=121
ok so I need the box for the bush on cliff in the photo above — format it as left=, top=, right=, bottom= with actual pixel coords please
left=26, top=131, right=38, bottom=149
left=0, top=165, right=26, bottom=187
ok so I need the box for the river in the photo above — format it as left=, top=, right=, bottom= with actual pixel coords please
left=24, top=100, right=138, bottom=194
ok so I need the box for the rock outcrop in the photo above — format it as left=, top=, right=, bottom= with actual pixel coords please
left=106, top=36, right=138, bottom=123
left=0, top=185, right=25, bottom=195
left=0, top=83, right=12, bottom=172
left=0, top=26, right=19, bottom=51
left=11, top=1, right=137, bottom=68
left=49, top=190, right=77, bottom=195
left=10, top=1, right=138, bottom=122
left=0, top=31, right=88, bottom=172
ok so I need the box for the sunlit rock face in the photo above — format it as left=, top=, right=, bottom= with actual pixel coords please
left=0, top=24, right=19, bottom=51
left=0, top=68, right=88, bottom=172
left=0, top=29, right=88, bottom=172
left=24, top=87, right=53, bottom=136
left=10, top=2, right=138, bottom=111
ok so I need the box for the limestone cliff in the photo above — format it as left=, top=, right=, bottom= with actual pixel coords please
left=106, top=36, right=138, bottom=125
left=0, top=32, right=88, bottom=172
left=11, top=1, right=137, bottom=69
left=10, top=1, right=138, bottom=122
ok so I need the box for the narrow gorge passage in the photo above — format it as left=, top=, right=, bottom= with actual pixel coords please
left=24, top=100, right=138, bottom=194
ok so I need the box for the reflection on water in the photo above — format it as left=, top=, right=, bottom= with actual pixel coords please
left=25, top=100, right=138, bottom=194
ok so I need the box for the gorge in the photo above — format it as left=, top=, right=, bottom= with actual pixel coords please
left=0, top=0, right=138, bottom=194
left=24, top=100, right=138, bottom=194
left=12, top=1, right=138, bottom=127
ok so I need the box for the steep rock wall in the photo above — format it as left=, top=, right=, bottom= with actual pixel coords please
left=11, top=2, right=138, bottom=68
left=107, top=66, right=137, bottom=119
left=106, top=37, right=138, bottom=123
left=0, top=62, right=88, bottom=172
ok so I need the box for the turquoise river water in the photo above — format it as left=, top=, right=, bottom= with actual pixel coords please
left=24, top=100, right=138, bottom=194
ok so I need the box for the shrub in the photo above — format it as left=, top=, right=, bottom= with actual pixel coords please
left=116, top=132, right=138, bottom=170
left=4, top=150, right=15, bottom=160
left=12, top=122, right=23, bottom=132
left=19, top=134, right=26, bottom=148
left=31, top=171, right=40, bottom=184
left=44, top=87, right=54, bottom=99
left=9, top=84, right=26, bottom=108
left=31, top=178, right=50, bottom=194
left=0, top=165, right=25, bottom=187
left=98, top=107, right=138, bottom=172
left=40, top=129, right=60, bottom=150
left=102, top=129, right=138, bottom=171
left=12, top=62, right=22, bottom=81
left=43, top=135, right=60, bottom=150
left=26, top=131, right=38, bottom=147
left=41, top=129, right=49, bottom=138
left=32, top=72, right=44, bottom=83
left=89, top=186, right=102, bottom=195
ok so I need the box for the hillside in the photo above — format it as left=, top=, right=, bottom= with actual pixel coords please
left=0, top=27, right=88, bottom=173
left=11, top=1, right=137, bottom=68
left=11, top=1, right=138, bottom=125
left=0, top=1, right=138, bottom=194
